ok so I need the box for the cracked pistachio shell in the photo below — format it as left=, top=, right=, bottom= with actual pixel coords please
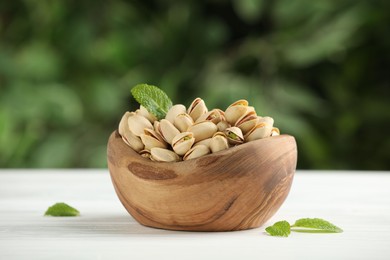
left=174, top=113, right=194, bottom=132
left=137, top=105, right=157, bottom=123
left=118, top=112, right=144, bottom=152
left=150, top=147, right=180, bottom=162
left=184, top=144, right=210, bottom=160
left=225, top=100, right=254, bottom=125
left=271, top=127, right=280, bottom=136
left=154, top=120, right=160, bottom=133
left=127, top=113, right=153, bottom=137
left=139, top=149, right=151, bottom=159
left=245, top=122, right=273, bottom=142
left=187, top=121, right=218, bottom=142
left=217, top=120, right=230, bottom=132
left=235, top=110, right=258, bottom=134
left=258, top=116, right=274, bottom=126
left=159, top=119, right=180, bottom=145
left=172, top=132, right=195, bottom=156
left=187, top=98, right=208, bottom=122
left=165, top=104, right=186, bottom=123
left=118, top=111, right=134, bottom=137
left=210, top=132, right=229, bottom=153
left=194, top=137, right=212, bottom=148
left=237, top=118, right=258, bottom=135
left=195, top=109, right=224, bottom=124
left=140, top=128, right=168, bottom=150
left=225, top=127, right=244, bottom=145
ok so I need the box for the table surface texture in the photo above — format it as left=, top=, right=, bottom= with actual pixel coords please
left=0, top=169, right=389, bottom=260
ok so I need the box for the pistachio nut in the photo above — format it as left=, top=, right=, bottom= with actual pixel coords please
left=225, top=99, right=255, bottom=125
left=258, top=116, right=274, bottom=126
left=187, top=121, right=218, bottom=142
left=118, top=112, right=144, bottom=152
left=235, top=110, right=258, bottom=135
left=127, top=113, right=153, bottom=137
left=184, top=144, right=210, bottom=160
left=165, top=104, right=186, bottom=124
left=225, top=126, right=244, bottom=145
left=195, top=109, right=224, bottom=124
left=139, top=149, right=151, bottom=159
left=150, top=147, right=180, bottom=162
left=174, top=113, right=194, bottom=132
left=217, top=120, right=230, bottom=132
left=118, top=111, right=133, bottom=137
left=172, top=132, right=195, bottom=156
left=140, top=128, right=168, bottom=150
left=210, top=132, right=229, bottom=153
left=187, top=98, right=208, bottom=122
left=194, top=137, right=212, bottom=148
left=271, top=127, right=280, bottom=136
left=159, top=119, right=180, bottom=145
left=137, top=105, right=157, bottom=123
left=245, top=122, right=273, bottom=142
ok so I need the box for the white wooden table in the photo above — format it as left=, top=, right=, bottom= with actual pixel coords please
left=0, top=170, right=389, bottom=260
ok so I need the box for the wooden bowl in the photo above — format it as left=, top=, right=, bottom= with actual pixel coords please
left=107, top=131, right=297, bottom=231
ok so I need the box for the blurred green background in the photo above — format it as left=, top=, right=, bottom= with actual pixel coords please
left=1, top=0, right=389, bottom=169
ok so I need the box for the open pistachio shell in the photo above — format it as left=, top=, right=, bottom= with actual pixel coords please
left=127, top=113, right=153, bottom=137
left=236, top=118, right=258, bottom=135
left=225, top=100, right=253, bottom=125
left=159, top=119, right=180, bottom=145
left=225, top=127, right=244, bottom=145
left=139, top=149, right=151, bottom=159
left=194, top=137, right=212, bottom=148
left=271, top=127, right=280, bottom=136
left=150, top=147, right=181, bottom=162
left=140, top=129, right=168, bottom=150
left=187, top=121, right=218, bottom=142
left=172, top=132, right=195, bottom=156
left=122, top=130, right=144, bottom=152
left=217, top=120, right=230, bottom=132
left=187, top=98, right=208, bottom=122
left=174, top=113, right=194, bottom=132
left=153, top=120, right=160, bottom=133
left=118, top=112, right=144, bottom=152
left=195, top=109, right=224, bottom=124
left=165, top=104, right=186, bottom=124
left=258, top=116, right=274, bottom=126
left=118, top=112, right=134, bottom=137
left=245, top=122, right=273, bottom=142
left=210, top=132, right=229, bottom=153
left=137, top=105, right=157, bottom=123
left=183, top=144, right=210, bottom=160
left=235, top=110, right=258, bottom=135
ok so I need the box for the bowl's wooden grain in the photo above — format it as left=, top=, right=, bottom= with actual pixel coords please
left=107, top=131, right=297, bottom=231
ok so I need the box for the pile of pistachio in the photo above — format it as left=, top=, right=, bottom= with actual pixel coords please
left=118, top=98, right=279, bottom=162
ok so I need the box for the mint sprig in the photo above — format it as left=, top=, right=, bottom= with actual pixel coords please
left=291, top=218, right=343, bottom=233
left=265, top=218, right=342, bottom=237
left=265, top=221, right=291, bottom=237
left=44, top=202, right=80, bottom=217
left=131, top=84, right=173, bottom=120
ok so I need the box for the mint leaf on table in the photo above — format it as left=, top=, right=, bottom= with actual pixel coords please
left=44, top=202, right=80, bottom=217
left=265, top=220, right=291, bottom=237
left=291, top=218, right=343, bottom=233
left=131, top=84, right=173, bottom=120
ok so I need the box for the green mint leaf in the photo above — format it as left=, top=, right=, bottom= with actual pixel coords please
left=131, top=84, right=173, bottom=120
left=265, top=220, right=291, bottom=237
left=44, top=202, right=80, bottom=217
left=291, top=218, right=343, bottom=233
